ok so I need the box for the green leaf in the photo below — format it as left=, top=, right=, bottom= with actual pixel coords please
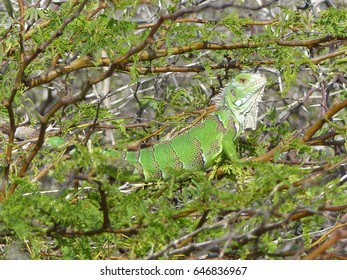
left=24, top=7, right=47, bottom=22
left=46, top=136, right=66, bottom=148
left=2, top=0, right=13, bottom=18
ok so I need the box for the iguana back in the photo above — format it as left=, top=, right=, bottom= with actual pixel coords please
left=113, top=73, right=267, bottom=181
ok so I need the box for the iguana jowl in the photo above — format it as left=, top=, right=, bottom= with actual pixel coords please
left=114, top=73, right=267, bottom=181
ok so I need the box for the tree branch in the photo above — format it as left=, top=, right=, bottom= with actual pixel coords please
left=252, top=98, right=347, bottom=162
left=25, top=41, right=347, bottom=89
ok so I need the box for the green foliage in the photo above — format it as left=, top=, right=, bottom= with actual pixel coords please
left=316, top=8, right=347, bottom=36
left=222, top=13, right=252, bottom=37
left=0, top=132, right=345, bottom=259
left=24, top=7, right=47, bottom=22
left=0, top=1, right=346, bottom=260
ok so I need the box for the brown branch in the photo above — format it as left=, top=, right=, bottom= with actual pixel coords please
left=31, top=155, right=68, bottom=183
left=311, top=49, right=347, bottom=64
left=137, top=36, right=347, bottom=62
left=137, top=18, right=277, bottom=29
left=178, top=210, right=210, bottom=248
left=7, top=123, right=48, bottom=196
left=18, top=0, right=26, bottom=62
left=25, top=38, right=346, bottom=89
left=25, top=55, right=97, bottom=89
left=251, top=133, right=297, bottom=163
left=270, top=155, right=347, bottom=193
left=148, top=206, right=332, bottom=259
left=318, top=204, right=347, bottom=212
left=278, top=35, right=347, bottom=47
left=137, top=18, right=218, bottom=29
left=305, top=224, right=347, bottom=260
left=118, top=60, right=267, bottom=74
left=1, top=0, right=90, bottom=201
left=0, top=0, right=27, bottom=200
left=98, top=184, right=111, bottom=230
left=102, top=47, right=345, bottom=74
left=6, top=79, right=94, bottom=197
left=86, top=0, right=107, bottom=20
left=252, top=98, right=347, bottom=162
left=301, top=98, right=347, bottom=142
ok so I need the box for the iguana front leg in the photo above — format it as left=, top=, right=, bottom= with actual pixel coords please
left=222, top=128, right=239, bottom=161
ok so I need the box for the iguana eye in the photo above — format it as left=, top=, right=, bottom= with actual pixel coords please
left=239, top=77, right=247, bottom=83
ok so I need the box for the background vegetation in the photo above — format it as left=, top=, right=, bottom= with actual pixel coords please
left=0, top=0, right=346, bottom=259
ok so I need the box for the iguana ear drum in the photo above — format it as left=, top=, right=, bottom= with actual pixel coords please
left=230, top=90, right=236, bottom=96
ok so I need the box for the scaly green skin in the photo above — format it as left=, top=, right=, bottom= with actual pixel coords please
left=116, top=73, right=266, bottom=181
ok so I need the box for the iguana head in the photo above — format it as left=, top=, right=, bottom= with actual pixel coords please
left=220, top=72, right=267, bottom=135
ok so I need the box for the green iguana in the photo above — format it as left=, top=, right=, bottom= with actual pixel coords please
left=109, top=73, right=267, bottom=182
